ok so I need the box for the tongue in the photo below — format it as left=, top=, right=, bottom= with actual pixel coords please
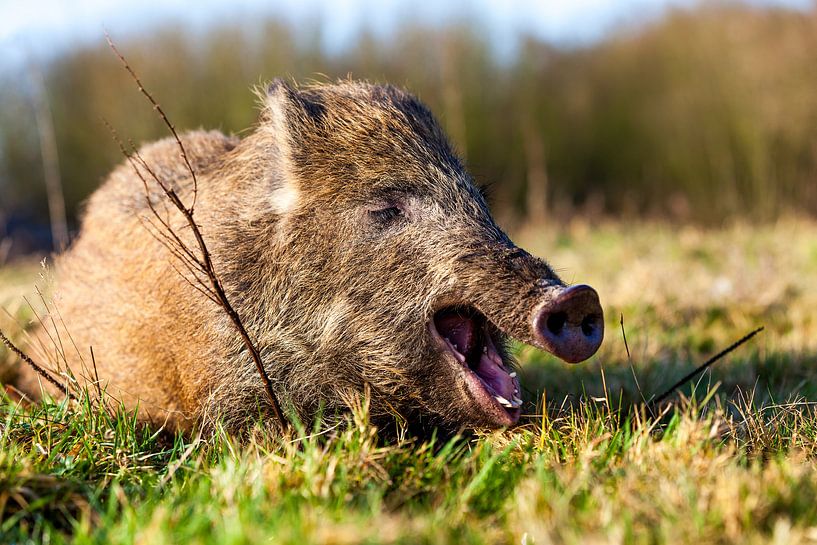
left=473, top=335, right=517, bottom=403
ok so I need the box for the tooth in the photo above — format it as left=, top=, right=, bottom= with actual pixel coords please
left=495, top=395, right=511, bottom=406
left=513, top=396, right=523, bottom=405
left=508, top=372, right=517, bottom=378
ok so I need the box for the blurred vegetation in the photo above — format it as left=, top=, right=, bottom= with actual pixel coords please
left=2, top=2, right=817, bottom=236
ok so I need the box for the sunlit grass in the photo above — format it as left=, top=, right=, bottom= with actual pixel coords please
left=1, top=220, right=817, bottom=544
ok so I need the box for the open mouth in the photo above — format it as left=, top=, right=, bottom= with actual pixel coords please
left=430, top=306, right=522, bottom=426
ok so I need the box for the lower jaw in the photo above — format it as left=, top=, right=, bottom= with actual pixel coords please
left=461, top=367, right=522, bottom=427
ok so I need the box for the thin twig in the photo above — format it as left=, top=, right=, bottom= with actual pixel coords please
left=650, top=326, right=764, bottom=408
left=0, top=330, right=77, bottom=401
left=620, top=313, right=647, bottom=405
left=105, top=33, right=199, bottom=211
left=105, top=36, right=289, bottom=431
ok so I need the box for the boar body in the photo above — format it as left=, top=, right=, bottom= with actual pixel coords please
left=17, top=81, right=603, bottom=433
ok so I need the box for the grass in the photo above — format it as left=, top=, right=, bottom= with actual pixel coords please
left=1, top=219, right=817, bottom=544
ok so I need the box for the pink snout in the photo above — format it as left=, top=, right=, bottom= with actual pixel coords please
left=533, top=284, right=604, bottom=363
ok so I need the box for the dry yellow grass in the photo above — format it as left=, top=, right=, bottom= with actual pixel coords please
left=515, top=219, right=817, bottom=406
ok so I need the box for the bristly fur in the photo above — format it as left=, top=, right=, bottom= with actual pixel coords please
left=16, top=79, right=567, bottom=434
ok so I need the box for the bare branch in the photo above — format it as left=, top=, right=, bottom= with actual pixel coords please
left=170, top=262, right=220, bottom=306
left=105, top=32, right=199, bottom=211
left=105, top=121, right=205, bottom=271
left=106, top=36, right=289, bottom=431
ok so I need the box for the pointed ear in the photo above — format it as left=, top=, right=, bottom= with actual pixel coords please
left=262, top=78, right=296, bottom=138
left=261, top=78, right=326, bottom=146
left=252, top=79, right=323, bottom=215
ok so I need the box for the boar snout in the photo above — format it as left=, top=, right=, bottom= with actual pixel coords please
left=533, top=284, right=604, bottom=363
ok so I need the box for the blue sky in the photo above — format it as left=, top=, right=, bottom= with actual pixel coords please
left=1, top=0, right=813, bottom=70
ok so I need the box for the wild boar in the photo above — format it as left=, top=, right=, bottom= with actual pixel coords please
left=16, top=80, right=603, bottom=433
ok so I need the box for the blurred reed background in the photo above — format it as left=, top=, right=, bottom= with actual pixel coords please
left=2, top=2, right=817, bottom=257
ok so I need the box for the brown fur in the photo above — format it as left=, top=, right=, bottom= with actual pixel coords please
left=17, top=80, right=573, bottom=433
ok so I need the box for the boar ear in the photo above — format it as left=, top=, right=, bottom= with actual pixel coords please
left=261, top=78, right=326, bottom=144
left=256, top=79, right=324, bottom=214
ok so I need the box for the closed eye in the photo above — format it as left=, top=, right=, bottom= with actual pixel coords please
left=369, top=206, right=403, bottom=224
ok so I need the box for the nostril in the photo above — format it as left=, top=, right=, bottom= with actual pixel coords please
left=581, top=314, right=599, bottom=337
left=546, top=312, right=567, bottom=336
left=533, top=284, right=604, bottom=363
